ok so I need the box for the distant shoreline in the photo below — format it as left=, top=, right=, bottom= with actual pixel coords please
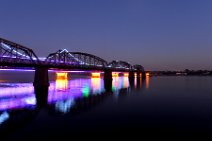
left=149, top=70, right=212, bottom=76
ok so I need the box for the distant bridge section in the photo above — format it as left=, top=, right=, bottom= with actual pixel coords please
left=133, top=64, right=145, bottom=72
left=108, top=60, right=132, bottom=70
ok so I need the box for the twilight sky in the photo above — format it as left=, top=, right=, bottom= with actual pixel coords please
left=0, top=0, right=212, bottom=70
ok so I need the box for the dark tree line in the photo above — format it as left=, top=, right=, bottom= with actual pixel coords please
left=150, top=69, right=212, bottom=76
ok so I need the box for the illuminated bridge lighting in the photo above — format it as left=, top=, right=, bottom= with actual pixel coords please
left=146, top=72, right=150, bottom=76
left=1, top=38, right=145, bottom=74
left=56, top=72, right=68, bottom=79
left=59, top=49, right=86, bottom=65
left=38, top=57, right=46, bottom=61
left=124, top=73, right=129, bottom=77
left=0, top=69, right=89, bottom=72
left=49, top=70, right=87, bottom=73
left=0, top=69, right=35, bottom=71
left=91, top=72, right=101, bottom=78
left=91, top=77, right=102, bottom=94
left=56, top=72, right=68, bottom=91
left=112, top=72, right=119, bottom=77
left=1, top=43, right=30, bottom=59
left=56, top=77, right=68, bottom=91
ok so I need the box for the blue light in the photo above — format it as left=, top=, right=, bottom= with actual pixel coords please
left=55, top=98, right=75, bottom=113
left=0, top=111, right=9, bottom=125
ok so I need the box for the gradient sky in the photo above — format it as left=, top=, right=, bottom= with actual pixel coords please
left=0, top=0, right=212, bottom=70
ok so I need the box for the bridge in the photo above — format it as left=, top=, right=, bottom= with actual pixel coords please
left=0, top=37, right=146, bottom=107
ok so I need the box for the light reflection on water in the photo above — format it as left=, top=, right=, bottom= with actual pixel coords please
left=0, top=83, right=35, bottom=111
left=112, top=76, right=129, bottom=96
left=0, top=74, right=131, bottom=112
left=146, top=75, right=150, bottom=89
left=0, top=71, right=146, bottom=126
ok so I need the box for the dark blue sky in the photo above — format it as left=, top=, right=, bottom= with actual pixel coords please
left=1, top=0, right=212, bottom=70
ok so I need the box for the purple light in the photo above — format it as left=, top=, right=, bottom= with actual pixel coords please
left=0, top=96, right=36, bottom=111
left=0, top=69, right=103, bottom=73
left=48, top=79, right=91, bottom=103
left=0, top=83, right=34, bottom=97
left=0, top=69, right=35, bottom=72
left=0, top=74, right=129, bottom=111
left=48, top=70, right=89, bottom=73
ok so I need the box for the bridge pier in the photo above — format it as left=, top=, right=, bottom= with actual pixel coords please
left=137, top=72, right=141, bottom=78
left=104, top=70, right=112, bottom=92
left=141, top=72, right=146, bottom=80
left=129, top=71, right=135, bottom=87
left=33, top=67, right=49, bottom=108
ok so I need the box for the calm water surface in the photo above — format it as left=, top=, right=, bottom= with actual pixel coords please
left=1, top=71, right=212, bottom=139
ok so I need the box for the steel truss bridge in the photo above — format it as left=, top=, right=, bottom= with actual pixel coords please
left=0, top=37, right=146, bottom=107
left=0, top=37, right=145, bottom=72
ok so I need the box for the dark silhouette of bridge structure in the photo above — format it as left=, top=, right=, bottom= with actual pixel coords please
left=0, top=37, right=146, bottom=107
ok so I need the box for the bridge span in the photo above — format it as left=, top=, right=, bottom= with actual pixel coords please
left=0, top=37, right=146, bottom=107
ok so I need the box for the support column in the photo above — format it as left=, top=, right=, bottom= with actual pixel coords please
left=142, top=72, right=146, bottom=80
left=136, top=76, right=141, bottom=89
left=33, top=67, right=49, bottom=108
left=129, top=71, right=135, bottom=87
left=104, top=70, right=112, bottom=92
left=137, top=71, right=141, bottom=78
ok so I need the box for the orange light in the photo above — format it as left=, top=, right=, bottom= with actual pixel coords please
left=146, top=75, right=149, bottom=89
left=91, top=77, right=101, bottom=92
left=91, top=72, right=101, bottom=78
left=112, top=76, right=119, bottom=89
left=146, top=72, right=150, bottom=76
left=56, top=72, right=68, bottom=90
left=124, top=73, right=129, bottom=77
left=134, top=73, right=137, bottom=77
left=123, top=76, right=129, bottom=88
left=56, top=72, right=68, bottom=79
left=112, top=72, right=119, bottom=77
